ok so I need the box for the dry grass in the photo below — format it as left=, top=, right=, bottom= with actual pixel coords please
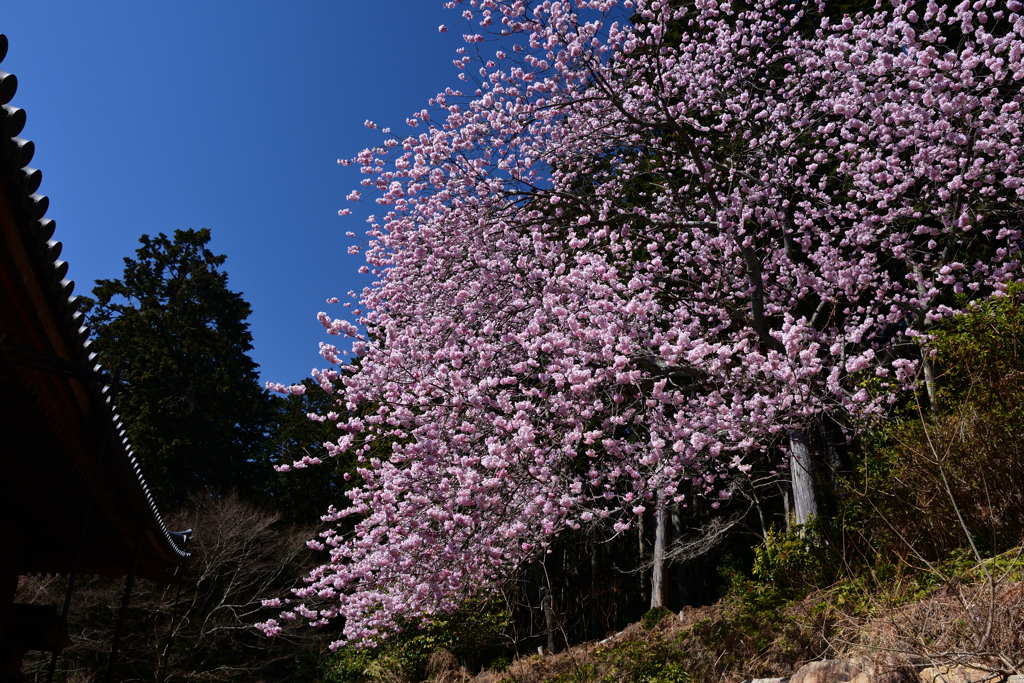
left=839, top=582, right=1024, bottom=678
left=427, top=649, right=471, bottom=683
left=469, top=600, right=821, bottom=683
left=467, top=581, right=1023, bottom=683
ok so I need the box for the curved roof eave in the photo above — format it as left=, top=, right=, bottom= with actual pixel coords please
left=0, top=32, right=189, bottom=574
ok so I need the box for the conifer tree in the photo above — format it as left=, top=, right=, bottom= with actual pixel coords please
left=85, top=228, right=273, bottom=506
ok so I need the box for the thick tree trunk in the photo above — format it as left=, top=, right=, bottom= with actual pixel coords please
left=788, top=430, right=818, bottom=527
left=650, top=496, right=667, bottom=609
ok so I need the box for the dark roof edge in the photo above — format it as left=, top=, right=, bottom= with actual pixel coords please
left=0, top=32, right=189, bottom=563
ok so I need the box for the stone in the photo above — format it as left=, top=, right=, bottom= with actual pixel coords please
left=791, top=660, right=865, bottom=683
left=919, top=666, right=1003, bottom=683
left=790, top=656, right=921, bottom=683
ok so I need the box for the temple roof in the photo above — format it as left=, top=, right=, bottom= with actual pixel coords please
left=0, top=33, right=189, bottom=582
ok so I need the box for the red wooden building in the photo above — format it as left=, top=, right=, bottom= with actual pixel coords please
left=0, top=33, right=189, bottom=680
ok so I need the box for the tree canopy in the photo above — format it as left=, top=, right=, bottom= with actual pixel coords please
left=260, top=0, right=1024, bottom=648
left=85, top=228, right=274, bottom=506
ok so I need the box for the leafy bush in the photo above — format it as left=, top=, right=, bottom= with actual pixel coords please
left=325, top=602, right=513, bottom=683
left=843, top=288, right=1024, bottom=571
left=640, top=608, right=672, bottom=631
left=596, top=637, right=690, bottom=683
left=753, top=521, right=838, bottom=598
left=813, top=287, right=1024, bottom=674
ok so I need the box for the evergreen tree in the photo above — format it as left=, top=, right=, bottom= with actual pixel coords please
left=84, top=228, right=273, bottom=506
left=266, top=378, right=359, bottom=526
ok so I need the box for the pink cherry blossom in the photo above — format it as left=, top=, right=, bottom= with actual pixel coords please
left=263, top=0, right=1024, bottom=647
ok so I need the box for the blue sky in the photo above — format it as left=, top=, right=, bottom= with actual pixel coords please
left=2, top=2, right=463, bottom=385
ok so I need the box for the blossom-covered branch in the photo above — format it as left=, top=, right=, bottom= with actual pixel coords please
left=261, top=0, right=1024, bottom=647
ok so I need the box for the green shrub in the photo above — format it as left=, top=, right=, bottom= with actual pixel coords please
left=487, top=655, right=512, bottom=673
left=550, top=663, right=598, bottom=683
left=829, top=286, right=1024, bottom=589
left=324, top=601, right=512, bottom=683
left=752, top=521, right=837, bottom=597
left=640, top=607, right=672, bottom=630
left=326, top=647, right=377, bottom=683
left=596, top=637, right=690, bottom=683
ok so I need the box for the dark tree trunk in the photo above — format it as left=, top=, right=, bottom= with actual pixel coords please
left=540, top=570, right=557, bottom=654
left=670, top=504, right=690, bottom=609
left=587, top=536, right=603, bottom=640
left=817, top=412, right=852, bottom=518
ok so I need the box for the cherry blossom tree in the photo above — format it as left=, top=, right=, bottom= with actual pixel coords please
left=260, top=0, right=1024, bottom=647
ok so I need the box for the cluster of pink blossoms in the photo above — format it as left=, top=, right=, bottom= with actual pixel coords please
left=259, top=0, right=1024, bottom=647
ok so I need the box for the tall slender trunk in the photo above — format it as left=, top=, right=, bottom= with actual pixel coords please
left=912, top=263, right=939, bottom=413
left=540, top=569, right=557, bottom=654
left=748, top=481, right=770, bottom=539
left=819, top=412, right=851, bottom=492
left=788, top=430, right=818, bottom=527
left=638, top=509, right=647, bottom=604
left=921, top=348, right=939, bottom=413
left=588, top=534, right=603, bottom=640
left=651, top=494, right=667, bottom=609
